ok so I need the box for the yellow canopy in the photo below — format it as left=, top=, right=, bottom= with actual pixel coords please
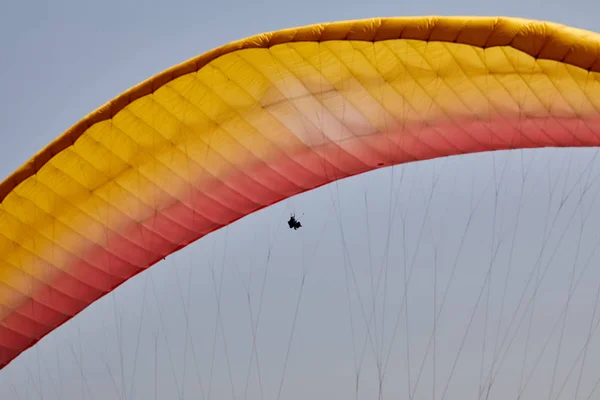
left=2, top=16, right=600, bottom=369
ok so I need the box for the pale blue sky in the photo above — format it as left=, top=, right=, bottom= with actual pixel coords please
left=3, top=1, right=600, bottom=399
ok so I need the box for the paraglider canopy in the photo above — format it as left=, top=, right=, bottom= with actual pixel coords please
left=2, top=15, right=600, bottom=371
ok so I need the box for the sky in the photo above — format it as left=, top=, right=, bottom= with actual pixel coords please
left=3, top=0, right=600, bottom=399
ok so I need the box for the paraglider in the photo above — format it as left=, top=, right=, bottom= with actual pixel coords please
left=288, top=214, right=302, bottom=230
left=2, top=15, right=600, bottom=370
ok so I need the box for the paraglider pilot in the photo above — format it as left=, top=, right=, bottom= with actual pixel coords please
left=288, top=214, right=302, bottom=230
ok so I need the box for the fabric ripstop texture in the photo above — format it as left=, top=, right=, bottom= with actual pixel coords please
left=1, top=16, right=600, bottom=370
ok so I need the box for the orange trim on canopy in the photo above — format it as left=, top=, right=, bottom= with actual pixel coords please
left=3, top=16, right=600, bottom=203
